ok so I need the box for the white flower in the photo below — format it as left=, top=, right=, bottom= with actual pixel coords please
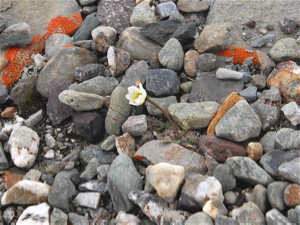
left=125, top=83, right=147, bottom=106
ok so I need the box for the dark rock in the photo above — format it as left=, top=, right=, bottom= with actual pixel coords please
left=145, top=69, right=180, bottom=97
left=92, top=26, right=117, bottom=53
left=46, top=81, right=72, bottom=126
left=246, top=20, right=256, bottom=28
left=97, top=0, right=135, bottom=34
left=189, top=71, right=244, bottom=103
left=0, top=18, right=8, bottom=34
left=170, top=22, right=198, bottom=45
left=213, top=164, right=236, bottom=192
left=199, top=134, right=246, bottom=163
left=79, top=145, right=116, bottom=166
left=279, top=18, right=298, bottom=34
left=37, top=47, right=98, bottom=98
left=0, top=143, right=9, bottom=170
left=0, top=85, right=9, bottom=104
left=260, top=150, right=300, bottom=180
left=73, top=12, right=101, bottom=41
left=140, top=19, right=181, bottom=45
left=74, top=64, right=105, bottom=82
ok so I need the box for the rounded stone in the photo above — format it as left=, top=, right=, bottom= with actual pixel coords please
left=270, top=38, right=300, bottom=62
left=197, top=53, right=217, bottom=72
left=267, top=181, right=290, bottom=211
left=246, top=142, right=263, bottom=161
left=216, top=68, right=243, bottom=80
left=185, top=212, right=214, bottom=225
left=213, top=164, right=236, bottom=192
left=253, top=184, right=269, bottom=213
left=224, top=191, right=238, bottom=205
left=184, top=50, right=199, bottom=77
left=284, top=184, right=300, bottom=207
left=130, top=2, right=156, bottom=27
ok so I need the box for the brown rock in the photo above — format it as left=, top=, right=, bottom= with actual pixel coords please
left=115, top=133, right=135, bottom=159
left=284, top=184, right=300, bottom=207
left=207, top=92, right=244, bottom=134
left=107, top=46, right=132, bottom=77
left=199, top=134, right=246, bottom=163
left=256, top=50, right=276, bottom=76
left=184, top=50, right=199, bottom=77
left=4, top=168, right=26, bottom=190
left=279, top=18, right=298, bottom=35
left=267, top=61, right=300, bottom=103
left=1, top=107, right=15, bottom=119
left=246, top=142, right=263, bottom=161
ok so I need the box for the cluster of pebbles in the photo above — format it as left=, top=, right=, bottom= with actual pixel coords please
left=0, top=0, right=299, bottom=224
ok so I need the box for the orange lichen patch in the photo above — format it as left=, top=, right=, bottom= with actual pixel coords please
left=216, top=46, right=259, bottom=65
left=4, top=169, right=26, bottom=190
left=134, top=155, right=144, bottom=161
left=207, top=92, right=244, bottom=134
left=62, top=44, right=75, bottom=48
left=1, top=12, right=82, bottom=87
left=44, top=57, right=53, bottom=67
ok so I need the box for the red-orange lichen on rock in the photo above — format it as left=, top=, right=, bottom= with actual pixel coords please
left=1, top=12, right=82, bottom=87
left=62, top=44, right=75, bottom=48
left=216, top=46, right=259, bottom=65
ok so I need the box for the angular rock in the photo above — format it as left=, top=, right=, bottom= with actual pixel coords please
left=80, top=145, right=116, bottom=165
left=216, top=68, right=243, bottom=80
left=115, top=133, right=135, bottom=159
left=145, top=96, right=177, bottom=117
left=157, top=2, right=179, bottom=19
left=239, top=86, right=257, bottom=103
left=79, top=180, right=107, bottom=194
left=37, top=47, right=97, bottom=98
left=203, top=199, right=228, bottom=220
left=107, top=46, right=131, bottom=77
left=145, top=69, right=180, bottom=97
left=130, top=2, right=156, bottom=27
left=73, top=12, right=100, bottom=41
left=0, top=85, right=9, bottom=104
left=45, top=34, right=73, bottom=58
left=177, top=0, right=209, bottom=12
left=101, top=135, right=116, bottom=151
left=122, top=115, right=147, bottom=137
left=73, top=192, right=101, bottom=209
left=97, top=0, right=135, bottom=34
left=170, top=23, right=199, bottom=45
left=216, top=100, right=262, bottom=142
left=278, top=158, right=300, bottom=184
left=267, top=181, right=290, bottom=211
left=275, top=128, right=300, bottom=150
left=251, top=75, right=267, bottom=89
left=45, top=133, right=55, bottom=148
left=68, top=213, right=88, bottom=225
left=284, top=184, right=300, bottom=207
left=168, top=102, right=220, bottom=130
left=117, top=27, right=162, bottom=60
left=24, top=110, right=43, bottom=127
left=93, top=26, right=117, bottom=53
left=97, top=165, right=110, bottom=182
left=74, top=63, right=105, bottom=82
left=50, top=208, right=68, bottom=225
left=105, top=86, right=131, bottom=135
left=115, top=211, right=140, bottom=225
left=158, top=38, right=184, bottom=71
left=281, top=102, right=300, bottom=126
left=146, top=163, right=184, bottom=202
left=213, top=164, right=236, bottom=192
left=225, top=157, right=274, bottom=186
left=230, top=202, right=265, bottom=224
left=270, top=38, right=300, bottom=62
left=107, top=154, right=143, bottom=212
left=17, top=203, right=50, bottom=225
left=80, top=158, right=100, bottom=180
left=251, top=34, right=275, bottom=48
left=1, top=180, right=50, bottom=205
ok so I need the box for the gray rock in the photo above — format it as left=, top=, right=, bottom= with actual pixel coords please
left=239, top=86, right=257, bottom=103
left=79, top=180, right=108, bottom=195
left=225, top=157, right=273, bottom=186
left=158, top=38, right=184, bottom=71
left=213, top=164, right=236, bottom=192
left=216, top=68, right=243, bottom=80
left=97, top=165, right=110, bottom=182
left=45, top=134, right=56, bottom=148
left=80, top=158, right=100, bottom=180
left=107, top=154, right=143, bottom=212
left=73, top=192, right=101, bottom=209
left=186, top=212, right=214, bottom=225
left=134, top=140, right=207, bottom=176
left=216, top=100, right=262, bottom=142
left=281, top=102, right=300, bottom=126
left=270, top=38, right=300, bottom=62
left=82, top=5, right=97, bottom=14
left=101, top=135, right=116, bottom=151
left=232, top=202, right=266, bottom=225
left=253, top=184, right=269, bottom=213
left=105, top=86, right=131, bottom=136
left=0, top=18, right=8, bottom=34
left=50, top=208, right=68, bottom=225
left=78, top=0, right=97, bottom=6
left=287, top=205, right=300, bottom=224
left=79, top=145, right=116, bottom=166
left=278, top=157, right=300, bottom=184
left=93, top=26, right=117, bottom=53
left=0, top=132, right=9, bottom=143
left=0, top=22, right=32, bottom=48
left=73, top=40, right=94, bottom=50
left=140, top=19, right=182, bottom=46
left=0, top=85, right=9, bottom=104
left=259, top=131, right=276, bottom=153
left=74, top=76, right=114, bottom=96
left=37, top=47, right=97, bottom=98
left=215, top=215, right=239, bottom=225
left=119, top=60, right=149, bottom=89
left=145, top=69, right=180, bottom=97
left=194, top=22, right=232, bottom=53
left=73, top=13, right=100, bottom=41
left=275, top=128, right=300, bottom=150
left=59, top=90, right=104, bottom=111
left=189, top=71, right=244, bottom=103
left=74, top=63, right=105, bottom=82
left=266, top=209, right=292, bottom=225
left=224, top=191, right=238, bottom=205
left=251, top=34, right=275, bottom=48
left=68, top=213, right=88, bottom=225
left=145, top=96, right=177, bottom=117
left=54, top=169, right=80, bottom=185
left=177, top=0, right=209, bottom=13
left=170, top=23, right=199, bottom=45
left=89, top=207, right=111, bottom=224
left=267, top=181, right=290, bottom=211
left=157, top=2, right=179, bottom=19
left=22, top=169, right=42, bottom=181
left=45, top=34, right=73, bottom=58
left=197, top=53, right=218, bottom=72
left=46, top=81, right=72, bottom=126
left=0, top=142, right=9, bottom=170
left=97, top=0, right=135, bottom=34
left=117, top=27, right=162, bottom=60
left=168, top=102, right=220, bottom=130
left=130, top=2, right=156, bottom=27
left=251, top=75, right=266, bottom=89
left=122, top=115, right=147, bottom=137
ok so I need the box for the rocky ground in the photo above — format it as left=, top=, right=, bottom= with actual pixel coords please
left=0, top=0, right=299, bottom=224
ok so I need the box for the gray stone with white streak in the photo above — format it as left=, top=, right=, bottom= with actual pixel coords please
left=266, top=209, right=292, bottom=225
left=275, top=128, right=300, bottom=150
left=281, top=102, right=300, bottom=126
left=216, top=68, right=243, bottom=80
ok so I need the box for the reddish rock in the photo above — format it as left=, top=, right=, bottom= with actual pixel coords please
left=184, top=50, right=199, bottom=77
left=115, top=133, right=135, bottom=159
left=267, top=61, right=300, bottom=103
left=1, top=107, right=15, bottom=119
left=256, top=50, right=276, bottom=76
left=199, top=134, right=246, bottom=163
left=279, top=18, right=298, bottom=34
left=246, top=142, right=263, bottom=161
left=107, top=46, right=131, bottom=77
left=5, top=168, right=26, bottom=190
left=284, top=184, right=300, bottom=207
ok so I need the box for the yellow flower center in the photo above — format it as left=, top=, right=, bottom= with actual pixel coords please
left=132, top=91, right=142, bottom=102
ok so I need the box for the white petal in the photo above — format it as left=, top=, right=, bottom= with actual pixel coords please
left=128, top=86, right=139, bottom=93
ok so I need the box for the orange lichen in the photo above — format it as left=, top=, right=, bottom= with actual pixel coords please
left=1, top=12, right=82, bottom=87
left=216, top=46, right=259, bottom=65
left=44, top=57, right=53, bottom=67
left=134, top=155, right=144, bottom=160
left=62, top=44, right=75, bottom=48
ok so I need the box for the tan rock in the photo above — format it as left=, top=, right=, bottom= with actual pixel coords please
left=146, top=162, right=184, bottom=203
left=247, top=142, right=263, bottom=161
left=184, top=50, right=199, bottom=77
left=1, top=107, right=15, bottom=119
left=115, top=133, right=135, bottom=158
left=207, top=92, right=244, bottom=134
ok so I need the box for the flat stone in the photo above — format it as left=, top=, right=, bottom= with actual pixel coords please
left=145, top=96, right=177, bottom=117
left=50, top=208, right=68, bottom=225
left=1, top=180, right=50, bottom=205
left=267, top=181, right=290, bottom=211
left=130, top=2, right=156, bottom=27
left=216, top=100, right=262, bottom=142
left=17, top=203, right=50, bottom=225
left=157, top=2, right=179, bottom=19
left=251, top=34, right=275, bottom=48
left=37, top=47, right=97, bottom=98
left=45, top=34, right=74, bottom=58
left=177, top=0, right=209, bottom=13
left=24, top=110, right=43, bottom=127
left=122, top=115, right=147, bottom=137
left=185, top=212, right=214, bottom=225
left=213, top=164, right=236, bottom=192
left=79, top=180, right=107, bottom=195
left=74, top=63, right=105, bottom=82
left=73, top=192, right=101, bottom=209
left=216, top=68, right=243, bottom=80
left=107, top=154, right=143, bottom=212
left=281, top=102, right=300, bottom=126
left=117, top=27, right=162, bottom=60
left=107, top=46, right=131, bottom=77
left=270, top=38, right=300, bottom=62
left=275, top=128, right=300, bottom=150
left=251, top=75, right=266, bottom=89
left=168, top=102, right=220, bottom=130
left=239, top=86, right=257, bottom=103
left=284, top=184, right=300, bottom=207
left=225, top=157, right=274, bottom=186
left=97, top=0, right=135, bottom=34
left=73, top=12, right=100, bottom=41
left=189, top=71, right=244, bottom=103
left=278, top=158, right=300, bottom=184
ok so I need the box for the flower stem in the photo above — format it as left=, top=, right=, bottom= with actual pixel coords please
left=146, top=96, right=181, bottom=130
